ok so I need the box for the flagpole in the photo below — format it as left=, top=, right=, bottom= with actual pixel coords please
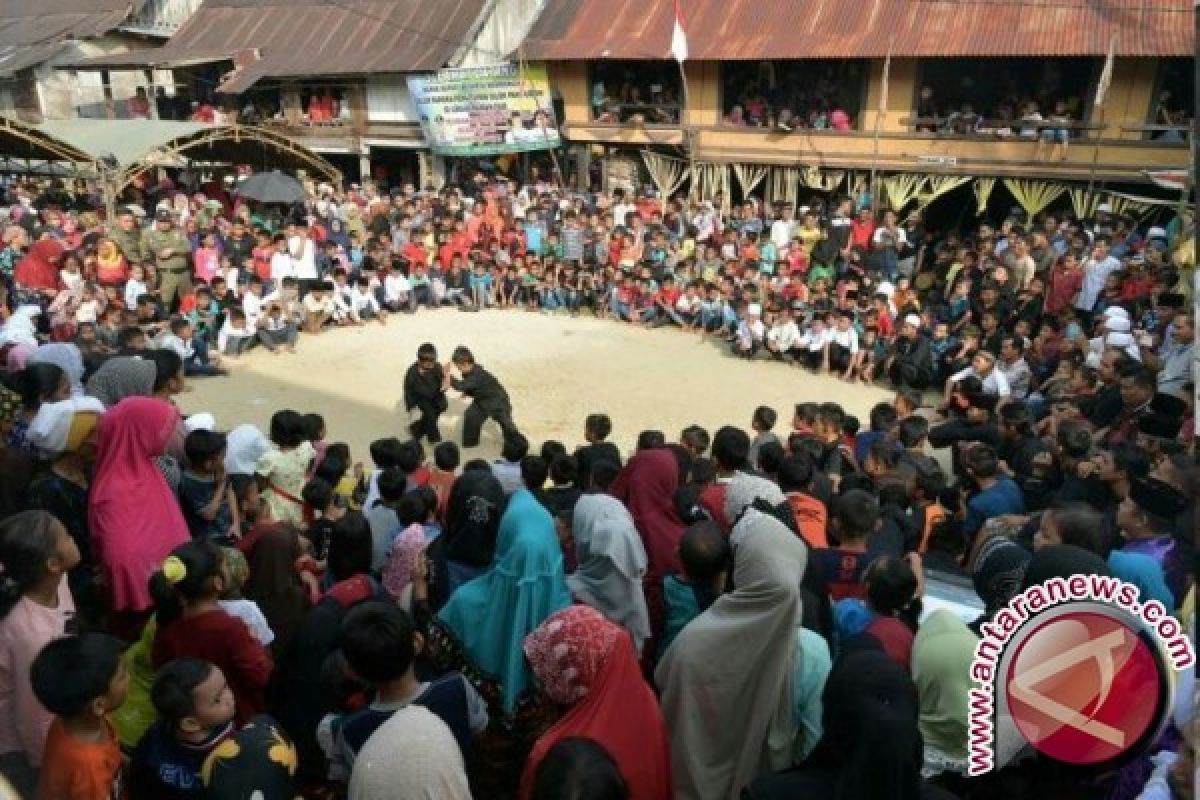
left=870, top=37, right=894, bottom=214
left=1086, top=34, right=1117, bottom=197
left=670, top=0, right=695, bottom=195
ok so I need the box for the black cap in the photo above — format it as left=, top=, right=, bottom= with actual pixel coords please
left=155, top=209, right=173, bottom=222
left=1128, top=477, right=1188, bottom=519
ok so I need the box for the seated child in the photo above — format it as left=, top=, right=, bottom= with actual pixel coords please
left=217, top=308, right=255, bottom=357
left=659, top=520, right=730, bottom=658
left=380, top=489, right=442, bottom=604
left=31, top=634, right=126, bottom=800
left=321, top=603, right=487, bottom=779
left=178, top=429, right=240, bottom=544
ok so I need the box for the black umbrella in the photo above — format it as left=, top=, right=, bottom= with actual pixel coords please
left=235, top=171, right=306, bottom=204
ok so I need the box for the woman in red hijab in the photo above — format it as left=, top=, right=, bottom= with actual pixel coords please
left=13, top=238, right=64, bottom=306
left=88, top=396, right=190, bottom=618
left=609, top=449, right=686, bottom=660
left=520, top=606, right=672, bottom=800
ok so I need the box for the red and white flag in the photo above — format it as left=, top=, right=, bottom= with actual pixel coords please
left=670, top=0, right=688, bottom=62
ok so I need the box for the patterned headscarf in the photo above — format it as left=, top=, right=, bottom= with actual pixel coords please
left=524, top=605, right=620, bottom=706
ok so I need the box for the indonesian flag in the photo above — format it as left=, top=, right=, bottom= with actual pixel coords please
left=670, top=0, right=688, bottom=62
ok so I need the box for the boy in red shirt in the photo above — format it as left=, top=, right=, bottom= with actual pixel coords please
left=32, top=634, right=128, bottom=800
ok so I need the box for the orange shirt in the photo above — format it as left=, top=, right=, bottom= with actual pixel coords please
left=786, top=491, right=828, bottom=548
left=38, top=717, right=123, bottom=800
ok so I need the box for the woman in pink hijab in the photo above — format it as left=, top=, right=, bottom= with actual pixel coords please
left=88, top=396, right=189, bottom=619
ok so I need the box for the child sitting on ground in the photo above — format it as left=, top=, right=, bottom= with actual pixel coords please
left=31, top=633, right=127, bottom=800
left=659, top=520, right=730, bottom=659
left=321, top=603, right=487, bottom=780
left=178, top=429, right=240, bottom=544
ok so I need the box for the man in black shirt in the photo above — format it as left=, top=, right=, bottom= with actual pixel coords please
left=404, top=343, right=447, bottom=444
left=444, top=346, right=521, bottom=448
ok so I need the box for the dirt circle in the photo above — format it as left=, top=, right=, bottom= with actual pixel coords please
left=180, top=309, right=895, bottom=463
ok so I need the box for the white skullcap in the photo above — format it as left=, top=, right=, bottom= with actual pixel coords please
left=1104, top=316, right=1131, bottom=333
left=904, top=314, right=922, bottom=329
left=184, top=413, right=216, bottom=433
left=1103, top=306, right=1130, bottom=318
left=747, top=303, right=762, bottom=316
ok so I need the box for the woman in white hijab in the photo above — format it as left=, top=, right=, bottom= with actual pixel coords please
left=655, top=474, right=808, bottom=800
left=349, top=706, right=472, bottom=800
left=568, top=493, right=652, bottom=654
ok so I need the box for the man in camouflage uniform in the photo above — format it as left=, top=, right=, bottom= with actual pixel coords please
left=142, top=208, right=191, bottom=310
left=109, top=207, right=145, bottom=265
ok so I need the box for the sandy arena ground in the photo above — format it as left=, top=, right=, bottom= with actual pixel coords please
left=179, top=310, right=896, bottom=464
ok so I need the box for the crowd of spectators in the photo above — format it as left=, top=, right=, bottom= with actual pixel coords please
left=0, top=167, right=1194, bottom=800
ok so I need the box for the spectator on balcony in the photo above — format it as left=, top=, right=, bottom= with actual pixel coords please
left=726, top=105, right=748, bottom=127
left=829, top=104, right=852, bottom=131
left=946, top=104, right=980, bottom=135
left=1036, top=101, right=1072, bottom=161
left=127, top=87, right=151, bottom=120
left=916, top=86, right=938, bottom=132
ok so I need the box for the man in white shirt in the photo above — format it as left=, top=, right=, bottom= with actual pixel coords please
left=289, top=223, right=318, bottom=286
left=1075, top=238, right=1121, bottom=317
left=797, top=316, right=832, bottom=370
left=269, top=233, right=295, bottom=290
left=769, top=205, right=796, bottom=252
left=946, top=351, right=1012, bottom=401
left=997, top=335, right=1033, bottom=400
left=766, top=306, right=802, bottom=360
left=824, top=310, right=860, bottom=378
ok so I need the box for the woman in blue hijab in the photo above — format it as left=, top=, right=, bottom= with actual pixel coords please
left=436, top=488, right=572, bottom=714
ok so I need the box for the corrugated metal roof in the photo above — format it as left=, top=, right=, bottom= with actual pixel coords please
left=73, top=0, right=487, bottom=79
left=0, top=1, right=142, bottom=74
left=525, top=0, right=1194, bottom=59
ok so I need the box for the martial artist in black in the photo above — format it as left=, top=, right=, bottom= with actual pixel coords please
left=404, top=342, right=448, bottom=443
left=445, top=345, right=522, bottom=448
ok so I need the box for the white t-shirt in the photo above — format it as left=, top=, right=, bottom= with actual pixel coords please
left=829, top=326, right=859, bottom=353
left=242, top=292, right=265, bottom=333
left=219, top=599, right=275, bottom=646
left=1075, top=255, right=1121, bottom=311
left=950, top=365, right=1012, bottom=397
left=770, top=218, right=795, bottom=250
left=270, top=251, right=295, bottom=282
left=798, top=327, right=832, bottom=352
left=289, top=235, right=318, bottom=280
left=768, top=320, right=802, bottom=351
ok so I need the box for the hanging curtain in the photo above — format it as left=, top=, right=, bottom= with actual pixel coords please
left=641, top=150, right=688, bottom=199
left=1002, top=178, right=1065, bottom=219
left=881, top=174, right=927, bottom=212
left=690, top=163, right=730, bottom=211
left=732, top=163, right=768, bottom=201
left=1069, top=188, right=1101, bottom=220
left=848, top=170, right=867, bottom=198
left=915, top=175, right=971, bottom=211
left=1106, top=194, right=1154, bottom=218
left=974, top=177, right=996, bottom=216
left=767, top=167, right=800, bottom=209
